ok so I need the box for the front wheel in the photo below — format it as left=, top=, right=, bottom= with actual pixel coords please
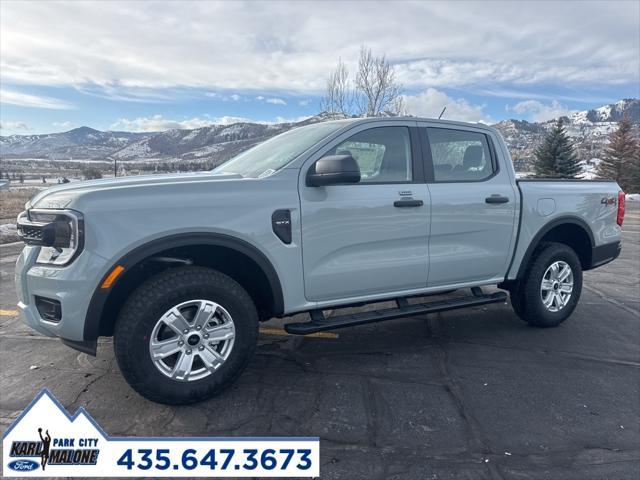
left=511, top=242, right=583, bottom=327
left=114, top=266, right=258, bottom=404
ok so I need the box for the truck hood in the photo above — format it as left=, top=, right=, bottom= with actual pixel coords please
left=28, top=172, right=243, bottom=210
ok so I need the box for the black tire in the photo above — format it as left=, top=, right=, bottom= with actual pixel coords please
left=511, top=242, right=582, bottom=328
left=114, top=266, right=258, bottom=405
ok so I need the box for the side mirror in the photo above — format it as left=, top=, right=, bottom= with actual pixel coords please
left=306, top=155, right=361, bottom=187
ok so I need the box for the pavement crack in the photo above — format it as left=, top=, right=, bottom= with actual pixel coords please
left=430, top=314, right=506, bottom=480
left=584, top=284, right=639, bottom=316
left=362, top=377, right=381, bottom=448
left=67, top=357, right=115, bottom=408
left=159, top=409, right=177, bottom=431
left=448, top=339, right=640, bottom=368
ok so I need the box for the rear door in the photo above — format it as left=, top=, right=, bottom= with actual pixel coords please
left=299, top=122, right=430, bottom=302
left=419, top=124, right=518, bottom=287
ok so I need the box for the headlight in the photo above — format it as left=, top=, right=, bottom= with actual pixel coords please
left=17, top=209, right=84, bottom=266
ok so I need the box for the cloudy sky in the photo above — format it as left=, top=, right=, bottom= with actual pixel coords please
left=1, top=0, right=638, bottom=135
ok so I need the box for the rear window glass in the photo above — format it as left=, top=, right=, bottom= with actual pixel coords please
left=427, top=128, right=494, bottom=182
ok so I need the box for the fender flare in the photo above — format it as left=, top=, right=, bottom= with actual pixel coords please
left=83, top=232, right=285, bottom=341
left=515, top=216, right=595, bottom=279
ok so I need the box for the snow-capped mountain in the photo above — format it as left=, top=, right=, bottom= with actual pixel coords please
left=0, top=114, right=333, bottom=164
left=113, top=122, right=291, bottom=161
left=1, top=101, right=637, bottom=169
left=492, top=98, right=639, bottom=171
left=569, top=98, right=639, bottom=124
left=109, top=114, right=336, bottom=164
left=0, top=126, right=149, bottom=160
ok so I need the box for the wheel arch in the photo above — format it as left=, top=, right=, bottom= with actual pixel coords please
left=515, top=216, right=595, bottom=280
left=84, top=233, right=284, bottom=341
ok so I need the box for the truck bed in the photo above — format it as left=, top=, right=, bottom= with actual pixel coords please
left=507, top=179, right=623, bottom=280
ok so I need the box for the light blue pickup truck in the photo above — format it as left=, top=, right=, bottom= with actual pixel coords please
left=15, top=117, right=625, bottom=404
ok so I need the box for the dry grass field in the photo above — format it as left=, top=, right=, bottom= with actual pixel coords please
left=0, top=188, right=41, bottom=243
left=0, top=188, right=40, bottom=219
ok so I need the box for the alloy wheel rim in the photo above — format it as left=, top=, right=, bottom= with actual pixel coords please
left=148, top=299, right=235, bottom=381
left=540, top=260, right=573, bottom=312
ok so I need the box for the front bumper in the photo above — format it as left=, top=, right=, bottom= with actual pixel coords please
left=15, top=245, right=109, bottom=354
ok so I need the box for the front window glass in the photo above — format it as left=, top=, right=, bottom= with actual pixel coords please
left=213, top=121, right=347, bottom=178
left=325, top=126, right=412, bottom=183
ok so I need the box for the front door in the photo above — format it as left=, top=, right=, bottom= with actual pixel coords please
left=300, top=124, right=430, bottom=302
left=419, top=124, right=518, bottom=287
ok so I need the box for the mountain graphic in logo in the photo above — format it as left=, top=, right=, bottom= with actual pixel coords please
left=3, top=389, right=105, bottom=475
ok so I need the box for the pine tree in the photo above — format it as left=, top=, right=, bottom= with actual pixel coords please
left=597, top=116, right=639, bottom=192
left=533, top=119, right=581, bottom=178
left=630, top=165, right=640, bottom=194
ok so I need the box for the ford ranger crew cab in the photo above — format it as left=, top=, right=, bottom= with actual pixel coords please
left=15, top=117, right=625, bottom=404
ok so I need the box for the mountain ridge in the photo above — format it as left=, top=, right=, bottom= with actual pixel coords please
left=2, top=99, right=638, bottom=168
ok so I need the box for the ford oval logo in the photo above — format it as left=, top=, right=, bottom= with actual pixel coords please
left=8, top=459, right=39, bottom=471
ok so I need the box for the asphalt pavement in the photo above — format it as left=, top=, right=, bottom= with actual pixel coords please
left=1, top=205, right=639, bottom=479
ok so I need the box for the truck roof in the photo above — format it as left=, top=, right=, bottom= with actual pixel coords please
left=323, top=116, right=498, bottom=134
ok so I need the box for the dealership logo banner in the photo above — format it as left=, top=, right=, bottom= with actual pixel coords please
left=2, top=389, right=319, bottom=477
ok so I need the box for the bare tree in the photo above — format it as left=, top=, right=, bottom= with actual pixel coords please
left=320, top=58, right=351, bottom=118
left=321, top=46, right=404, bottom=118
left=392, top=95, right=407, bottom=116
left=354, top=46, right=403, bottom=117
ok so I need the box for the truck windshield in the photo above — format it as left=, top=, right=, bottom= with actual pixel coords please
left=213, top=121, right=347, bottom=178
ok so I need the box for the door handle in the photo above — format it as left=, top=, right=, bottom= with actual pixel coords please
left=394, top=199, right=424, bottom=208
left=485, top=195, right=509, bottom=204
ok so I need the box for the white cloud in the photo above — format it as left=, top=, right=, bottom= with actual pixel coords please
left=111, top=115, right=214, bottom=132
left=273, top=115, right=312, bottom=124
left=265, top=97, right=286, bottom=105
left=298, top=99, right=310, bottom=106
left=110, top=114, right=256, bottom=132
left=214, top=115, right=254, bottom=125
left=110, top=113, right=315, bottom=132
left=1, top=2, right=636, bottom=92
left=205, top=92, right=244, bottom=102
left=74, top=84, right=177, bottom=103
left=402, top=88, right=490, bottom=123
left=470, top=87, right=614, bottom=104
left=53, top=121, right=75, bottom=129
left=0, top=89, right=74, bottom=109
left=0, top=121, right=30, bottom=131
left=253, top=95, right=287, bottom=105
left=509, top=100, right=575, bottom=122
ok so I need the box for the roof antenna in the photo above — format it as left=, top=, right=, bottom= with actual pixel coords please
left=438, top=106, right=447, bottom=119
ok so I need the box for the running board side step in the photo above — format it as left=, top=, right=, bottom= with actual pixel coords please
left=284, top=290, right=508, bottom=335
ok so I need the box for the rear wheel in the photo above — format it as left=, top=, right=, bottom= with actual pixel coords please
left=511, top=242, right=582, bottom=327
left=114, top=266, right=258, bottom=404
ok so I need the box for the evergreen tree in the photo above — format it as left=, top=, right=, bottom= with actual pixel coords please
left=630, top=163, right=640, bottom=194
left=597, top=116, right=639, bottom=192
left=533, top=119, right=581, bottom=178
